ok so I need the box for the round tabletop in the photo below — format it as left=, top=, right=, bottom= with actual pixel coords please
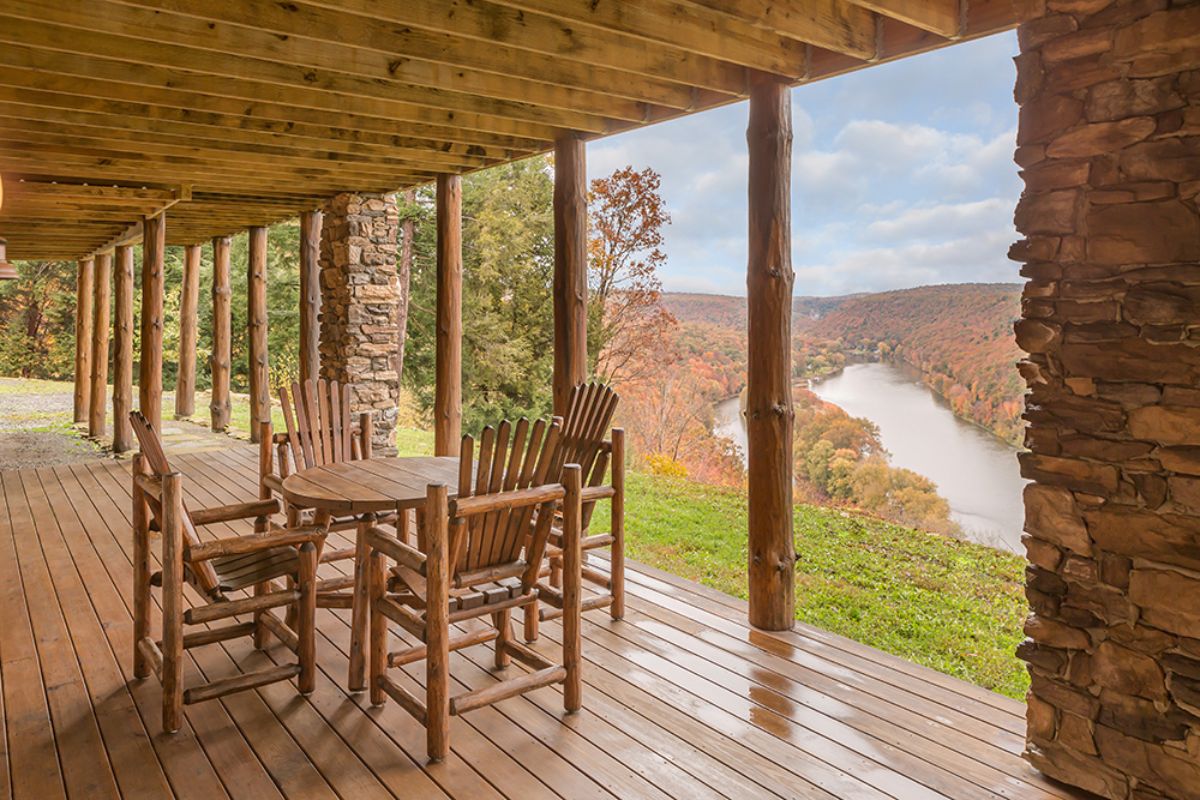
left=279, top=456, right=462, bottom=515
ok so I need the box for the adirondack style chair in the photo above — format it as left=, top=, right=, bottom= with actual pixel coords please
left=129, top=411, right=325, bottom=733
left=366, top=418, right=583, bottom=762
left=525, top=381, right=625, bottom=641
left=259, top=378, right=399, bottom=609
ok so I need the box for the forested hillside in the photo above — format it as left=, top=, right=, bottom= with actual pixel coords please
left=809, top=284, right=1024, bottom=444
left=664, top=283, right=1025, bottom=445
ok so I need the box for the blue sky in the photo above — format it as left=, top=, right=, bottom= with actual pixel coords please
left=588, top=32, right=1023, bottom=297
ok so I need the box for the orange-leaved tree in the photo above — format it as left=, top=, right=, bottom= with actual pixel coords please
left=587, top=166, right=676, bottom=385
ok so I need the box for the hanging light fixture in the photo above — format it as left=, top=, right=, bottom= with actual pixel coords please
left=0, top=174, right=16, bottom=280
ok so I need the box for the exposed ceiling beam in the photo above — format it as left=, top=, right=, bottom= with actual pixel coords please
left=682, top=0, right=878, bottom=59
left=847, top=0, right=961, bottom=38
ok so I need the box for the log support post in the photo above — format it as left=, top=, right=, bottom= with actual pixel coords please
left=746, top=75, right=796, bottom=631
left=112, top=245, right=136, bottom=452
left=139, top=214, right=166, bottom=432
left=175, top=243, right=201, bottom=418
left=210, top=236, right=232, bottom=432
left=88, top=252, right=112, bottom=438
left=247, top=226, right=269, bottom=443
left=434, top=174, right=462, bottom=456
left=299, top=210, right=322, bottom=388
left=73, top=258, right=95, bottom=424
left=553, top=134, right=588, bottom=416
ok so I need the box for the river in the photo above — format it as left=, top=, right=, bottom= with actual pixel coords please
left=713, top=361, right=1028, bottom=552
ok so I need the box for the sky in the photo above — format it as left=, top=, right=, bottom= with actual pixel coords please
left=588, top=32, right=1023, bottom=298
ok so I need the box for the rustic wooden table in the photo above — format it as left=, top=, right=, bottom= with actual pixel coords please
left=280, top=455, right=462, bottom=691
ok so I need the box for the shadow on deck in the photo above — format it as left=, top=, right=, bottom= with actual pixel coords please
left=0, top=445, right=1092, bottom=799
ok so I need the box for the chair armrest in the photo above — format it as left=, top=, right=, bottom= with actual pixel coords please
left=260, top=473, right=285, bottom=495
left=190, top=498, right=281, bottom=527
left=452, top=483, right=565, bottom=517
left=366, top=526, right=426, bottom=575
left=188, top=525, right=326, bottom=562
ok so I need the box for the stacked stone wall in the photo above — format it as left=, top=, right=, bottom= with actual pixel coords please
left=1013, top=2, right=1200, bottom=797
left=318, top=192, right=401, bottom=455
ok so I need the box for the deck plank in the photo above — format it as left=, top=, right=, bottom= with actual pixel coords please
left=0, top=446, right=1093, bottom=800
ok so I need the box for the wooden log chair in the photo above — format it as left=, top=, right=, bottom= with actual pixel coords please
left=524, top=381, right=625, bottom=642
left=259, top=378, right=400, bottom=611
left=129, top=411, right=325, bottom=733
left=366, top=418, right=584, bottom=762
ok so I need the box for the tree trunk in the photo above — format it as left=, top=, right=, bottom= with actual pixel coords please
left=395, top=190, right=415, bottom=386
left=434, top=176, right=462, bottom=457
left=746, top=74, right=796, bottom=632
left=553, top=134, right=588, bottom=416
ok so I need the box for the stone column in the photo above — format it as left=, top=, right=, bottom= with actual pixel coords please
left=318, top=192, right=401, bottom=455
left=1012, top=3, right=1200, bottom=799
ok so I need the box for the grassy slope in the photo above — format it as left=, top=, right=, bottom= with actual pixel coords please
left=390, top=428, right=1028, bottom=699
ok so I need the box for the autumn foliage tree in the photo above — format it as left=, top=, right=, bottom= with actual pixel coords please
left=587, top=166, right=677, bottom=385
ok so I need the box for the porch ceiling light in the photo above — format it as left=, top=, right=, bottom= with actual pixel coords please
left=0, top=174, right=15, bottom=280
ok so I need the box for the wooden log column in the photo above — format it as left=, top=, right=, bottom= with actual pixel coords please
left=174, top=243, right=201, bottom=418
left=88, top=252, right=112, bottom=438
left=746, top=74, right=795, bottom=632
left=73, top=258, right=95, bottom=424
left=434, top=174, right=462, bottom=456
left=247, top=226, right=269, bottom=443
left=210, top=236, right=232, bottom=432
left=553, top=134, right=588, bottom=416
left=139, top=214, right=166, bottom=432
left=111, top=245, right=135, bottom=452
left=299, top=210, right=322, bottom=388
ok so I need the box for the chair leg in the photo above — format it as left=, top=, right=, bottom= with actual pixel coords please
left=285, top=506, right=301, bottom=630
left=493, top=609, right=512, bottom=670
left=253, top=581, right=272, bottom=649
left=550, top=555, right=563, bottom=589
left=348, top=512, right=376, bottom=692
left=161, top=473, right=186, bottom=733
left=297, top=542, right=318, bottom=695
left=425, top=486, right=451, bottom=763
left=523, top=596, right=539, bottom=643
left=369, top=549, right=387, bottom=706
left=561, top=467, right=583, bottom=714
left=611, top=428, right=626, bottom=621
left=132, top=460, right=152, bottom=679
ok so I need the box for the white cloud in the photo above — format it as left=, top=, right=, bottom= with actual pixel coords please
left=586, top=32, right=1022, bottom=297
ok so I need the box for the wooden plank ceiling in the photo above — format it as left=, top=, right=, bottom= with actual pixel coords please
left=0, top=0, right=1026, bottom=260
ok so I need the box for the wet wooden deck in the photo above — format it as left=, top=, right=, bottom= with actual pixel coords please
left=0, top=445, right=1090, bottom=799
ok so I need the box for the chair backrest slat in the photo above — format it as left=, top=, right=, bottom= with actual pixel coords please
left=451, top=417, right=562, bottom=576
left=556, top=382, right=619, bottom=500
left=277, top=379, right=360, bottom=475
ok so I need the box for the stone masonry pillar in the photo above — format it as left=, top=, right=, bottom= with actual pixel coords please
left=1012, top=3, right=1200, bottom=799
left=318, top=192, right=401, bottom=455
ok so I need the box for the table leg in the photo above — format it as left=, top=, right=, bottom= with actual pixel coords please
left=348, top=511, right=376, bottom=692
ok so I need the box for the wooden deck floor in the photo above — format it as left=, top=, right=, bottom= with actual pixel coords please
left=0, top=445, right=1092, bottom=800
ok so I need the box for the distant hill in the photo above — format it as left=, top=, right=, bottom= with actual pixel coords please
left=662, top=292, right=855, bottom=330
left=662, top=283, right=1025, bottom=444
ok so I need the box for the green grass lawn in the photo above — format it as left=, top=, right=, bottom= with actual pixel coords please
left=390, top=428, right=1029, bottom=699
